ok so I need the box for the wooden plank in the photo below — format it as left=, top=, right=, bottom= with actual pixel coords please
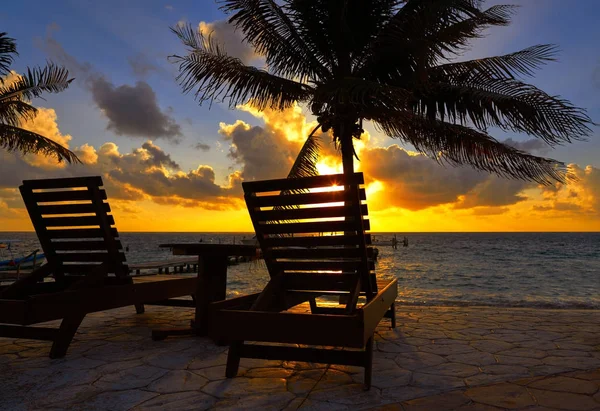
left=282, top=273, right=357, bottom=291
left=51, top=240, right=123, bottom=251
left=260, top=219, right=370, bottom=235
left=242, top=173, right=364, bottom=193
left=239, top=344, right=367, bottom=367
left=38, top=203, right=111, bottom=215
left=0, top=324, right=59, bottom=341
left=261, top=234, right=371, bottom=248
left=56, top=252, right=126, bottom=263
left=22, top=176, right=103, bottom=189
left=46, top=228, right=119, bottom=239
left=255, top=204, right=368, bottom=222
left=0, top=300, right=27, bottom=324
left=41, top=215, right=113, bottom=227
left=31, top=190, right=106, bottom=203
left=271, top=247, right=375, bottom=259
left=209, top=309, right=365, bottom=348
left=361, top=278, right=398, bottom=339
left=60, top=263, right=123, bottom=274
left=246, top=189, right=366, bottom=208
left=277, top=260, right=375, bottom=272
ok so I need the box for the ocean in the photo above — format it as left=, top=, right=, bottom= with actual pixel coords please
left=1, top=232, right=598, bottom=309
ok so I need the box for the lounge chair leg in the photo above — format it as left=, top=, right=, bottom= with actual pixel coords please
left=226, top=341, right=243, bottom=378
left=390, top=302, right=396, bottom=328
left=50, top=313, right=86, bottom=359
left=135, top=303, right=145, bottom=314
left=364, top=336, right=374, bottom=390
left=309, top=298, right=317, bottom=313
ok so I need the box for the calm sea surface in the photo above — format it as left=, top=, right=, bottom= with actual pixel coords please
left=1, top=232, right=598, bottom=309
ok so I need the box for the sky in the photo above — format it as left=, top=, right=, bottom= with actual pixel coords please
left=1, top=0, right=599, bottom=232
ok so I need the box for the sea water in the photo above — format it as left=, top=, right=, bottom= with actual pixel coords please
left=2, top=232, right=598, bottom=309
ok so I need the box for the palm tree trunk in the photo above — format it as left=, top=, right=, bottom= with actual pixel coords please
left=340, top=123, right=355, bottom=176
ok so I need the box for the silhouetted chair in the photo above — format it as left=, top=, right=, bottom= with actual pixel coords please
left=209, top=172, right=398, bottom=389
left=0, top=176, right=198, bottom=358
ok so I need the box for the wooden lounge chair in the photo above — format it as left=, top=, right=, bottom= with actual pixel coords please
left=209, top=172, right=398, bottom=389
left=0, top=176, right=198, bottom=358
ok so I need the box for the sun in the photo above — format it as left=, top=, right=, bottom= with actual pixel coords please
left=316, top=160, right=342, bottom=175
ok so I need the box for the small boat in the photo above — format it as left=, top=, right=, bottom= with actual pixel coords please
left=0, top=241, right=45, bottom=271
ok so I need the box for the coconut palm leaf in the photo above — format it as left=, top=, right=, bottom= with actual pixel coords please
left=287, top=124, right=321, bottom=179
left=0, top=124, right=80, bottom=163
left=0, top=64, right=72, bottom=103
left=171, top=24, right=313, bottom=110
left=0, top=33, right=17, bottom=81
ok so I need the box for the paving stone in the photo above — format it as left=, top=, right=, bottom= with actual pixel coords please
left=465, top=383, right=535, bottom=409
left=528, top=388, right=600, bottom=410
left=528, top=376, right=598, bottom=394
left=480, top=364, right=529, bottom=376
left=133, top=391, right=216, bottom=410
left=202, top=377, right=287, bottom=398
left=146, top=370, right=208, bottom=393
left=419, top=343, right=476, bottom=356
left=495, top=348, right=548, bottom=359
left=394, top=352, right=447, bottom=371
left=420, top=362, right=480, bottom=378
left=546, top=349, right=591, bottom=358
left=378, top=342, right=418, bottom=353
left=308, top=383, right=383, bottom=405
left=401, top=391, right=471, bottom=411
left=470, top=340, right=515, bottom=354
left=296, top=398, right=351, bottom=410
left=73, top=389, right=158, bottom=411
left=94, top=364, right=168, bottom=390
left=187, top=354, right=228, bottom=369
left=542, top=356, right=600, bottom=370
left=143, top=351, right=194, bottom=369
left=354, top=366, right=412, bottom=388
left=215, top=391, right=295, bottom=410
left=193, top=365, right=247, bottom=380
left=245, top=367, right=295, bottom=378
left=411, top=371, right=466, bottom=390
left=568, top=369, right=600, bottom=381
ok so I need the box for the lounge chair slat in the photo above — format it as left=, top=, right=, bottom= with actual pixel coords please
left=59, top=263, right=125, bottom=274
left=22, top=176, right=104, bottom=189
left=259, top=219, right=370, bottom=235
left=51, top=240, right=123, bottom=251
left=41, top=215, right=114, bottom=227
left=242, top=173, right=363, bottom=192
left=46, top=228, right=119, bottom=239
left=56, top=252, right=126, bottom=263
left=31, top=190, right=107, bottom=203
left=246, top=189, right=366, bottom=208
left=38, top=203, right=111, bottom=215
left=282, top=273, right=358, bottom=291
left=255, top=204, right=368, bottom=222
left=277, top=260, right=375, bottom=272
left=261, top=234, right=371, bottom=248
left=270, top=247, right=375, bottom=259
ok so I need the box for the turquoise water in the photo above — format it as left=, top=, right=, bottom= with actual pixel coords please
left=2, top=232, right=599, bottom=309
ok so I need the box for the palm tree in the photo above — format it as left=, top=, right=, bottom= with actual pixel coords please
left=0, top=32, right=79, bottom=163
left=171, top=0, right=593, bottom=184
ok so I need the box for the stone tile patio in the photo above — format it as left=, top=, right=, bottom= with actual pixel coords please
left=2, top=304, right=599, bottom=410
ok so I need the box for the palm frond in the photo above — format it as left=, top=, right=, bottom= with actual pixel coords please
left=433, top=44, right=558, bottom=80
left=372, top=111, right=570, bottom=185
left=0, top=33, right=17, bottom=81
left=287, top=124, right=321, bottom=178
left=0, top=64, right=73, bottom=103
left=171, top=24, right=313, bottom=110
left=356, top=1, right=515, bottom=80
left=218, top=0, right=329, bottom=82
left=414, top=77, right=593, bottom=145
left=0, top=124, right=80, bottom=163
left=0, top=99, right=38, bottom=126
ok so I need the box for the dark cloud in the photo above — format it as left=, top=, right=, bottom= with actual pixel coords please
left=128, top=53, right=161, bottom=78
left=140, top=141, right=180, bottom=170
left=222, top=121, right=300, bottom=181
left=40, top=34, right=182, bottom=141
left=194, top=142, right=211, bottom=151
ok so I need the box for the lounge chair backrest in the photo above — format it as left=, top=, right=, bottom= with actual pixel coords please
left=243, top=172, right=375, bottom=303
left=19, top=176, right=128, bottom=278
